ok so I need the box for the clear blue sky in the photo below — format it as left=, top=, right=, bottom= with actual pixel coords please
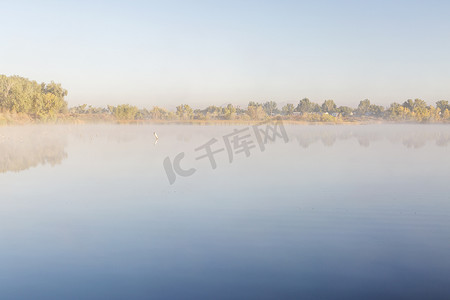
left=2, top=0, right=450, bottom=108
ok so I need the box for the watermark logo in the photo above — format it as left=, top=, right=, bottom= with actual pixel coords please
left=163, top=120, right=289, bottom=185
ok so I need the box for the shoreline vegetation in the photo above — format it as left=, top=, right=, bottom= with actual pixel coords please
left=1, top=75, right=450, bottom=126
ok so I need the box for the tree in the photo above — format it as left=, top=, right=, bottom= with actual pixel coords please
left=41, top=81, right=68, bottom=101
left=282, top=104, right=295, bottom=116
left=70, top=104, right=88, bottom=114
left=413, top=102, right=431, bottom=122
left=176, top=104, right=193, bottom=120
left=202, top=105, right=222, bottom=119
left=402, top=99, right=415, bottom=112
left=443, top=109, right=450, bottom=120
left=311, top=103, right=321, bottom=113
left=338, top=106, right=353, bottom=116
left=136, top=108, right=151, bottom=120
left=400, top=99, right=428, bottom=121
left=114, top=104, right=138, bottom=120
left=0, top=75, right=68, bottom=118
left=369, top=104, right=385, bottom=117
left=107, top=105, right=116, bottom=114
left=247, top=102, right=267, bottom=120
left=150, top=106, right=168, bottom=119
left=413, top=99, right=427, bottom=110
left=356, top=99, right=371, bottom=116
left=321, top=100, right=337, bottom=114
left=436, top=100, right=449, bottom=113
left=223, top=104, right=236, bottom=120
left=263, top=101, right=278, bottom=115
left=0, top=75, right=14, bottom=105
left=296, top=98, right=313, bottom=113
left=386, top=102, right=410, bottom=120
left=33, top=93, right=64, bottom=120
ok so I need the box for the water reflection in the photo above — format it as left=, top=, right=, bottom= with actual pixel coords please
left=0, top=124, right=449, bottom=175
left=292, top=125, right=450, bottom=148
left=0, top=126, right=67, bottom=173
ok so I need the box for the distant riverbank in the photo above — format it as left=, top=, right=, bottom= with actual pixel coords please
left=2, top=111, right=449, bottom=126
left=2, top=75, right=450, bottom=126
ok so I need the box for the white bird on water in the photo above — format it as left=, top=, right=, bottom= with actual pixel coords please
left=153, top=131, right=159, bottom=145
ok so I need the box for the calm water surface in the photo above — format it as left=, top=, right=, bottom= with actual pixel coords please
left=1, top=124, right=449, bottom=299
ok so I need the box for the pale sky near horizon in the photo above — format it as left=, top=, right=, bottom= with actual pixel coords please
left=2, top=0, right=450, bottom=109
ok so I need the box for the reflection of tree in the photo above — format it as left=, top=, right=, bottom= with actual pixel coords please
left=321, top=133, right=337, bottom=147
left=402, top=136, right=427, bottom=148
left=436, top=133, right=450, bottom=147
left=294, top=126, right=450, bottom=149
left=298, top=135, right=319, bottom=148
left=295, top=129, right=343, bottom=148
left=0, top=127, right=67, bottom=173
left=354, top=132, right=380, bottom=147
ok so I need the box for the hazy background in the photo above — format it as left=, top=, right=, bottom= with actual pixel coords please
left=2, top=0, right=450, bottom=108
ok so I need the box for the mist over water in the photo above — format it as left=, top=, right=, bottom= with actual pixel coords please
left=1, top=124, right=450, bottom=299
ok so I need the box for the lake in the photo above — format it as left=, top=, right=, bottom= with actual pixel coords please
left=1, top=124, right=449, bottom=299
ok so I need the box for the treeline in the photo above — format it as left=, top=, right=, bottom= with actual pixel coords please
left=2, top=75, right=450, bottom=123
left=79, top=98, right=450, bottom=123
left=0, top=75, right=68, bottom=121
